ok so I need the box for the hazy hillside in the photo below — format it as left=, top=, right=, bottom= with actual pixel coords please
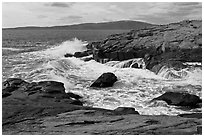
left=3, top=20, right=154, bottom=30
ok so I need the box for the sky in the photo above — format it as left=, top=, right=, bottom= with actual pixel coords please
left=2, top=2, right=202, bottom=28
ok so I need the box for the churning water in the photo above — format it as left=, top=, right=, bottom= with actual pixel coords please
left=2, top=38, right=202, bottom=115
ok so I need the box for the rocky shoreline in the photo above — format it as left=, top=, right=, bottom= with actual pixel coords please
left=2, top=76, right=202, bottom=135
left=2, top=20, right=202, bottom=135
left=68, top=20, right=201, bottom=76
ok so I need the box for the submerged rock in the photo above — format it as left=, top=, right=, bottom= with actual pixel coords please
left=90, top=72, right=117, bottom=88
left=152, top=92, right=202, bottom=108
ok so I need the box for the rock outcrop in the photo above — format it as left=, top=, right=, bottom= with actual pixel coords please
left=90, top=72, right=117, bottom=88
left=2, top=78, right=83, bottom=105
left=86, top=20, right=201, bottom=73
left=152, top=92, right=202, bottom=108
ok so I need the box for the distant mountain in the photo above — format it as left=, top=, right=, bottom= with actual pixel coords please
left=3, top=20, right=154, bottom=30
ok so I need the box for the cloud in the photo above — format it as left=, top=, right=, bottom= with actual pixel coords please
left=60, top=15, right=82, bottom=20
left=38, top=15, right=47, bottom=19
left=132, top=2, right=202, bottom=24
left=2, top=2, right=202, bottom=28
left=59, top=15, right=83, bottom=23
left=49, top=2, right=74, bottom=8
left=174, top=2, right=201, bottom=6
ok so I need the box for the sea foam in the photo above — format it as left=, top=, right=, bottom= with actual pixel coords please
left=6, top=38, right=202, bottom=115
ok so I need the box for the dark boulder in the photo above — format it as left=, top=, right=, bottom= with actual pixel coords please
left=153, top=92, right=202, bottom=108
left=90, top=72, right=117, bottom=88
left=64, top=53, right=73, bottom=57
left=113, top=107, right=139, bottom=115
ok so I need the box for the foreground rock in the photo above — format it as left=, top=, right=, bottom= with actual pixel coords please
left=2, top=78, right=202, bottom=135
left=152, top=92, right=202, bottom=108
left=2, top=78, right=83, bottom=105
left=3, top=108, right=201, bottom=135
left=90, top=72, right=117, bottom=88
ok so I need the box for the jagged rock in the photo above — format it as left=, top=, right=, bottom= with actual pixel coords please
left=113, top=107, right=139, bottom=115
left=90, top=72, right=117, bottom=88
left=152, top=92, right=202, bottom=108
left=86, top=20, right=201, bottom=75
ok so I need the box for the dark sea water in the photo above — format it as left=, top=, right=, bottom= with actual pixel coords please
left=2, top=38, right=202, bottom=115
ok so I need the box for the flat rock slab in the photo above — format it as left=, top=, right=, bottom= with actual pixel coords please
left=3, top=108, right=202, bottom=135
left=2, top=78, right=202, bottom=135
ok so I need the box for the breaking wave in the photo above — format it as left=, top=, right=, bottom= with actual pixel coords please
left=3, top=38, right=202, bottom=115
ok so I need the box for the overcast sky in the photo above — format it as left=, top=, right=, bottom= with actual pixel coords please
left=2, top=2, right=202, bottom=28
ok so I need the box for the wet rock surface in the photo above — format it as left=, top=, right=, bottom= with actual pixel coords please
left=152, top=92, right=202, bottom=108
left=2, top=78, right=202, bottom=135
left=3, top=108, right=202, bottom=135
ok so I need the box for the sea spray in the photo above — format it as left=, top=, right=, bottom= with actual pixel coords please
left=3, top=38, right=202, bottom=115
left=44, top=38, right=88, bottom=57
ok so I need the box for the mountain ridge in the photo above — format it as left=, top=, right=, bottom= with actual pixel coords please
left=3, top=20, right=154, bottom=30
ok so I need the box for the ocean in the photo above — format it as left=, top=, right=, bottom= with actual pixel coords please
left=2, top=38, right=202, bottom=115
